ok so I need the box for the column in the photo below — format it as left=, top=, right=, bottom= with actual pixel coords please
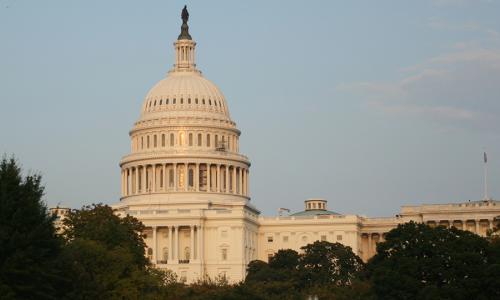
left=190, top=226, right=195, bottom=261
left=175, top=225, right=179, bottom=261
left=163, top=164, right=166, bottom=191
left=152, top=226, right=157, bottom=264
left=152, top=165, right=156, bottom=193
left=241, top=169, right=244, bottom=195
left=169, top=226, right=174, bottom=261
left=135, top=167, right=139, bottom=194
left=232, top=166, right=236, bottom=194
left=195, top=163, right=200, bottom=192
left=198, top=225, right=204, bottom=264
left=238, top=167, right=242, bottom=195
left=225, top=165, right=229, bottom=193
left=245, top=169, right=249, bottom=196
left=216, top=164, right=221, bottom=193
left=184, top=163, right=189, bottom=191
left=207, top=164, right=211, bottom=192
left=143, top=165, right=147, bottom=192
left=173, top=163, right=178, bottom=192
left=124, top=170, right=127, bottom=196
left=368, top=234, right=372, bottom=257
left=126, top=169, right=130, bottom=196
left=246, top=169, right=250, bottom=196
left=475, top=219, right=480, bottom=234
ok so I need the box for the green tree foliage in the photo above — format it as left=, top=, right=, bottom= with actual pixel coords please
left=59, top=204, right=168, bottom=299
left=299, top=241, right=364, bottom=287
left=244, top=243, right=365, bottom=299
left=0, top=157, right=62, bottom=300
left=367, top=221, right=498, bottom=300
left=483, top=224, right=500, bottom=299
left=62, top=204, right=148, bottom=268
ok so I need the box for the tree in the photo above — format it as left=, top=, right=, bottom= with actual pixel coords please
left=299, top=241, right=364, bottom=287
left=0, top=157, right=63, bottom=299
left=367, top=221, right=494, bottom=300
left=59, top=203, right=168, bottom=299
left=269, top=249, right=300, bottom=271
left=62, top=203, right=148, bottom=268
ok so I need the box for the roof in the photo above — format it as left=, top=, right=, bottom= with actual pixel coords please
left=290, top=209, right=342, bottom=217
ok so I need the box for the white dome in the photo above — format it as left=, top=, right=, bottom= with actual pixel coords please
left=140, top=71, right=230, bottom=119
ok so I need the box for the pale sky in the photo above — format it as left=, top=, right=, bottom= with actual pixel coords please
left=1, top=0, right=499, bottom=217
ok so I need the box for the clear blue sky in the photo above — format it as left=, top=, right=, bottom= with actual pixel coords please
left=1, top=0, right=499, bottom=217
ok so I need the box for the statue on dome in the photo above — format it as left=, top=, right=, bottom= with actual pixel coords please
left=181, top=5, right=189, bottom=24
left=178, top=5, right=192, bottom=40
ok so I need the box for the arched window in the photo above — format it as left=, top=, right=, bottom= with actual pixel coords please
left=195, top=98, right=198, bottom=104
left=197, top=133, right=202, bottom=146
left=166, top=99, right=169, bottom=104
left=209, top=99, right=212, bottom=105
left=162, top=134, right=165, bottom=147
left=188, top=98, right=191, bottom=104
left=207, top=134, right=211, bottom=147
left=188, top=133, right=193, bottom=146
left=202, top=99, right=205, bottom=105
left=170, top=133, right=174, bottom=146
left=159, top=99, right=162, bottom=105
left=180, top=98, right=183, bottom=104
left=173, top=98, right=176, bottom=104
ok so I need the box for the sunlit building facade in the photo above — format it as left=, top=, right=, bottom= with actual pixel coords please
left=108, top=8, right=500, bottom=283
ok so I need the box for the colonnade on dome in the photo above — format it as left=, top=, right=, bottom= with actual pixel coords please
left=120, top=162, right=249, bottom=197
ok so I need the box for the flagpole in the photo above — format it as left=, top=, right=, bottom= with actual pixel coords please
left=484, top=152, right=488, bottom=201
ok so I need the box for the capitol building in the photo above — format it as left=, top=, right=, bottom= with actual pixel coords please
left=101, top=7, right=500, bottom=283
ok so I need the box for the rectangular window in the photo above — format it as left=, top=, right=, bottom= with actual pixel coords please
left=337, top=235, right=343, bottom=241
left=189, top=133, right=193, bottom=146
left=267, top=236, right=273, bottom=243
left=162, top=134, right=165, bottom=147
left=221, top=249, right=227, bottom=261
left=147, top=136, right=150, bottom=148
left=283, top=236, right=289, bottom=243
left=207, top=134, right=211, bottom=147
left=321, top=235, right=327, bottom=241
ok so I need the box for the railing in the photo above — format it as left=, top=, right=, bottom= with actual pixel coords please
left=178, top=259, right=190, bottom=264
left=157, top=260, right=168, bottom=264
